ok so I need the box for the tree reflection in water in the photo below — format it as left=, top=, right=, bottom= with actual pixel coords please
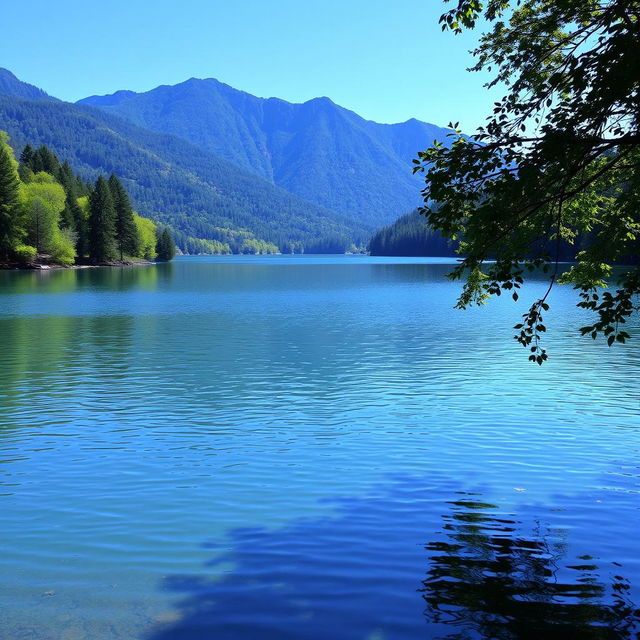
left=421, top=494, right=639, bottom=639
left=146, top=481, right=639, bottom=640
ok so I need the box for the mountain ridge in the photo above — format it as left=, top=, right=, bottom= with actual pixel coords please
left=0, top=67, right=454, bottom=253
left=0, top=70, right=363, bottom=253
left=0, top=67, right=58, bottom=102
left=78, top=76, right=453, bottom=225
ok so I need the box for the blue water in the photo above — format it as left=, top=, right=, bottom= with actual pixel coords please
left=0, top=255, right=639, bottom=639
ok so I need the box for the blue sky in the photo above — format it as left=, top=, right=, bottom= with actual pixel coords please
left=1, top=0, right=500, bottom=131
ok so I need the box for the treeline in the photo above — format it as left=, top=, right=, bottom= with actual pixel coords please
left=0, top=132, right=175, bottom=266
left=368, top=209, right=620, bottom=264
left=368, top=210, right=458, bottom=257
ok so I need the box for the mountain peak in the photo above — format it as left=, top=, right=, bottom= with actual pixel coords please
left=73, top=74, right=453, bottom=225
left=79, top=89, right=137, bottom=107
left=0, top=68, right=57, bottom=102
left=306, top=96, right=335, bottom=106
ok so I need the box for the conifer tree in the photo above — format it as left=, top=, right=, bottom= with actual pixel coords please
left=156, top=228, right=176, bottom=261
left=31, top=146, right=60, bottom=175
left=57, top=162, right=80, bottom=232
left=108, top=174, right=140, bottom=260
left=72, top=196, right=88, bottom=258
left=57, top=161, right=75, bottom=193
left=18, top=163, right=34, bottom=183
left=0, top=144, right=22, bottom=261
left=60, top=190, right=78, bottom=231
left=75, top=175, right=89, bottom=197
left=19, top=144, right=34, bottom=167
left=88, top=176, right=116, bottom=263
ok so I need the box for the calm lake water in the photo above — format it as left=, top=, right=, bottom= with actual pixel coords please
left=1, top=255, right=639, bottom=640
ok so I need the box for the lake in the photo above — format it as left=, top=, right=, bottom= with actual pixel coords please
left=1, top=255, right=639, bottom=639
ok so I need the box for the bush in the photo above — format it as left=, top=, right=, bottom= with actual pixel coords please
left=13, top=244, right=37, bottom=263
left=50, top=229, right=77, bottom=266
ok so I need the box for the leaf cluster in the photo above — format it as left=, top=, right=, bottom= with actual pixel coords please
left=415, top=0, right=640, bottom=362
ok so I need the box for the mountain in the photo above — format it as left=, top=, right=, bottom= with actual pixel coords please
left=0, top=71, right=363, bottom=253
left=368, top=210, right=458, bottom=257
left=78, top=77, right=453, bottom=227
left=0, top=68, right=57, bottom=102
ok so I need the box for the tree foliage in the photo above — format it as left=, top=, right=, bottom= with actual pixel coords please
left=156, top=227, right=176, bottom=262
left=369, top=210, right=458, bottom=257
left=134, top=214, right=158, bottom=260
left=22, top=173, right=69, bottom=260
left=414, top=0, right=640, bottom=362
left=88, top=176, right=117, bottom=263
left=0, top=133, right=22, bottom=260
left=0, top=133, right=173, bottom=267
left=109, top=173, right=141, bottom=260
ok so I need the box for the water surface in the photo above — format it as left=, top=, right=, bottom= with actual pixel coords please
left=1, top=256, right=639, bottom=639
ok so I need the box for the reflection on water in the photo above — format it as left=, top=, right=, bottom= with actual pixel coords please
left=0, top=262, right=163, bottom=294
left=422, top=496, right=639, bottom=639
left=146, top=480, right=639, bottom=640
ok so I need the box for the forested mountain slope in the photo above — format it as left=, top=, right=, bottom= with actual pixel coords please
left=79, top=77, right=453, bottom=226
left=0, top=68, right=57, bottom=102
left=0, top=84, right=364, bottom=253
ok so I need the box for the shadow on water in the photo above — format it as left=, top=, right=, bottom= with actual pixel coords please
left=422, top=496, right=638, bottom=639
left=145, top=479, right=639, bottom=640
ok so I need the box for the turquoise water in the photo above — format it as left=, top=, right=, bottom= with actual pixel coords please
left=0, top=255, right=639, bottom=639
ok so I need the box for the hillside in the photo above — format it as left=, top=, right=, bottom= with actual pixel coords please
left=0, top=84, right=365, bottom=253
left=0, top=68, right=57, bottom=102
left=79, top=77, right=453, bottom=226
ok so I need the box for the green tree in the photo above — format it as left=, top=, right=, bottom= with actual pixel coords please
left=60, top=189, right=77, bottom=231
left=22, top=173, right=71, bottom=260
left=156, top=228, right=176, bottom=261
left=134, top=213, right=157, bottom=259
left=75, top=195, right=90, bottom=258
left=108, top=174, right=140, bottom=260
left=75, top=174, right=90, bottom=197
left=18, top=144, right=35, bottom=182
left=19, top=144, right=34, bottom=166
left=88, top=176, right=117, bottom=263
left=0, top=133, right=23, bottom=261
left=414, top=0, right=640, bottom=363
left=30, top=145, right=60, bottom=175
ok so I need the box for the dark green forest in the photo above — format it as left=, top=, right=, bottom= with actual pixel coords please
left=368, top=210, right=458, bottom=257
left=367, top=209, right=617, bottom=261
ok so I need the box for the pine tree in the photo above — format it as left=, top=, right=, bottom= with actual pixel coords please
left=75, top=175, right=89, bottom=197
left=19, top=144, right=34, bottom=167
left=88, top=176, right=116, bottom=263
left=18, top=163, right=34, bottom=183
left=60, top=191, right=77, bottom=231
left=73, top=197, right=88, bottom=258
left=156, top=228, right=176, bottom=261
left=57, top=162, right=80, bottom=232
left=108, top=174, right=140, bottom=260
left=57, top=161, right=75, bottom=193
left=0, top=145, right=22, bottom=261
left=31, top=146, right=60, bottom=175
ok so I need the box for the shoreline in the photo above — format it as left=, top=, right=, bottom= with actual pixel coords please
left=0, top=259, right=156, bottom=271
